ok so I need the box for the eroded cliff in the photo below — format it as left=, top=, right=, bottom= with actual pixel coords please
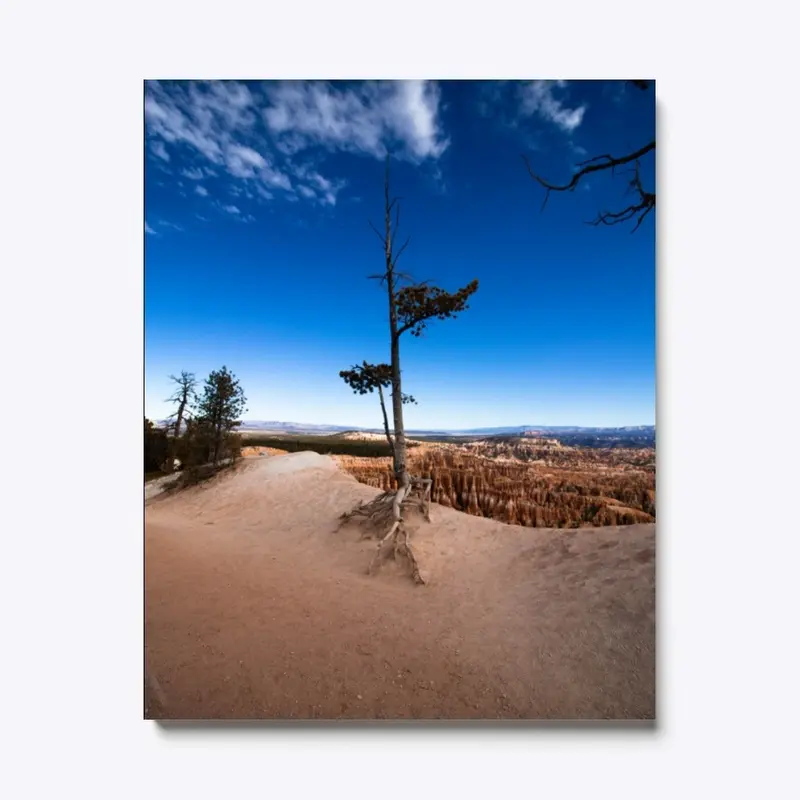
left=335, top=444, right=655, bottom=528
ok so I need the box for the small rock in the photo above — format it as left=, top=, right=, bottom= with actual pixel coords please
left=357, top=694, right=363, bottom=700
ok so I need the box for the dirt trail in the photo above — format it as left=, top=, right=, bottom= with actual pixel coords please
left=145, top=453, right=655, bottom=720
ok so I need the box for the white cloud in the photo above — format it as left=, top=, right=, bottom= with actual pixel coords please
left=293, top=164, right=345, bottom=206
left=145, top=80, right=449, bottom=209
left=150, top=140, right=170, bottom=162
left=225, top=144, right=266, bottom=178
left=195, top=185, right=209, bottom=197
left=145, top=80, right=291, bottom=195
left=145, top=221, right=156, bottom=235
left=431, top=164, right=446, bottom=194
left=158, top=220, right=184, bottom=232
left=518, top=81, right=586, bottom=133
left=214, top=202, right=254, bottom=223
left=256, top=185, right=274, bottom=201
left=262, top=80, right=449, bottom=162
left=475, top=81, right=550, bottom=153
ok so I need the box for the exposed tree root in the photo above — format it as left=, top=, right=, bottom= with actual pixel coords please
left=338, top=476, right=432, bottom=584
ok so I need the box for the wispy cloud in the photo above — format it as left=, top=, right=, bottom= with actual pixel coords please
left=150, top=140, right=170, bottom=162
left=145, top=80, right=448, bottom=210
left=518, top=81, right=586, bottom=133
left=195, top=185, right=208, bottom=197
left=145, top=81, right=255, bottom=162
left=430, top=164, right=447, bottom=195
left=262, top=80, right=449, bottom=162
left=145, top=80, right=287, bottom=197
left=145, top=221, right=157, bottom=235
left=158, top=219, right=184, bottom=232
left=181, top=167, right=205, bottom=180
left=215, top=202, right=255, bottom=223
left=292, top=164, right=346, bottom=206
left=478, top=80, right=586, bottom=142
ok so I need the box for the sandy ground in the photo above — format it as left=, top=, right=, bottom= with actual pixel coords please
left=145, top=453, right=655, bottom=720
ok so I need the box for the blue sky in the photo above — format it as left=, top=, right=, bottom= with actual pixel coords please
left=145, top=80, right=655, bottom=428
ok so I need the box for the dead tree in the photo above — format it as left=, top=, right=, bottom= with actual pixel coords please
left=523, top=79, right=655, bottom=232
left=338, top=360, right=417, bottom=460
left=165, top=371, right=196, bottom=438
left=164, top=371, right=196, bottom=472
left=337, top=157, right=479, bottom=584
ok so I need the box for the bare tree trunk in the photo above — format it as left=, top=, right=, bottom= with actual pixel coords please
left=211, top=406, right=221, bottom=466
left=173, top=397, right=186, bottom=440
left=389, top=333, right=408, bottom=490
left=336, top=155, right=432, bottom=585
left=377, top=384, right=395, bottom=462
left=164, top=396, right=188, bottom=474
left=383, top=157, right=408, bottom=490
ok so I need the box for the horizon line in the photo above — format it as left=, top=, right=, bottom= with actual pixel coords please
left=152, top=417, right=656, bottom=431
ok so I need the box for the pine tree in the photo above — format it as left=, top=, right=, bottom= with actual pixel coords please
left=337, top=157, right=479, bottom=583
left=339, top=360, right=416, bottom=460
left=144, top=417, right=169, bottom=474
left=193, top=366, right=247, bottom=466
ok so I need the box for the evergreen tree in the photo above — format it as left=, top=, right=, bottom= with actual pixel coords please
left=339, top=360, right=416, bottom=461
left=365, top=156, right=477, bottom=491
left=337, top=157, right=479, bottom=583
left=144, top=417, right=169, bottom=474
left=193, top=366, right=247, bottom=466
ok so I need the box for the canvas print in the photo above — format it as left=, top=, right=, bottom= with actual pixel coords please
left=144, top=79, right=656, bottom=720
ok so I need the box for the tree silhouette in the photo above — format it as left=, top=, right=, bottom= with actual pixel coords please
left=193, top=366, right=247, bottom=466
left=144, top=417, right=169, bottom=474
left=339, top=360, right=416, bottom=459
left=338, top=157, right=479, bottom=583
left=164, top=371, right=197, bottom=470
left=523, top=80, right=655, bottom=233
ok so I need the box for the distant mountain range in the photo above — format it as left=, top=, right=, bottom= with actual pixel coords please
left=156, top=419, right=655, bottom=437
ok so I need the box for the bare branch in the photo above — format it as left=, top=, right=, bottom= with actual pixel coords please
left=392, top=235, right=411, bottom=268
left=523, top=140, right=654, bottom=195
left=585, top=160, right=655, bottom=233
left=576, top=153, right=620, bottom=167
left=393, top=271, right=417, bottom=287
left=631, top=203, right=654, bottom=233
left=524, top=137, right=655, bottom=232
left=368, top=219, right=386, bottom=247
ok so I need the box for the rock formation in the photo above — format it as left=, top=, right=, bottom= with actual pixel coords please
left=335, top=446, right=655, bottom=529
